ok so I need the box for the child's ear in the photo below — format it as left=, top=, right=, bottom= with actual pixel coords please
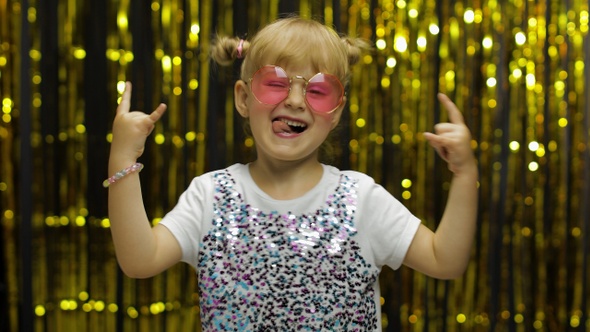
left=330, top=96, right=346, bottom=130
left=234, top=80, right=249, bottom=118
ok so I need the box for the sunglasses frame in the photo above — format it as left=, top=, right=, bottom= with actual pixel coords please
left=247, top=65, right=345, bottom=114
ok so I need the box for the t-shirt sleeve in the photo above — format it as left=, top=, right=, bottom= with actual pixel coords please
left=158, top=174, right=213, bottom=269
left=355, top=174, right=422, bottom=270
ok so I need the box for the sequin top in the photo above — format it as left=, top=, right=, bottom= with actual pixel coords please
left=160, top=164, right=421, bottom=331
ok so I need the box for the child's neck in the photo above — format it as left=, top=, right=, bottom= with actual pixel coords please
left=248, top=158, right=324, bottom=200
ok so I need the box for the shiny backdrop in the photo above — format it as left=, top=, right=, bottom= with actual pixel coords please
left=1, top=0, right=589, bottom=331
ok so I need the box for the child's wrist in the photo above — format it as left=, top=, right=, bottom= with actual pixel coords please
left=454, top=161, right=478, bottom=179
left=104, top=162, right=144, bottom=188
left=108, top=154, right=139, bottom=174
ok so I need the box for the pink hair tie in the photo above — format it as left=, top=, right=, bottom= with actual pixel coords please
left=237, top=39, right=244, bottom=59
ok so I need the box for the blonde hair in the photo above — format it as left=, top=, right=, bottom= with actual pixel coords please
left=210, top=17, right=370, bottom=87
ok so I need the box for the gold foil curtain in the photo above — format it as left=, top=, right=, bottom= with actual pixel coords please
left=1, top=0, right=589, bottom=331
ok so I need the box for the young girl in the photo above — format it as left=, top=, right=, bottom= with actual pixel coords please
left=107, top=17, right=478, bottom=331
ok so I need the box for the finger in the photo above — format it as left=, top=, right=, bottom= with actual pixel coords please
left=148, top=103, right=167, bottom=123
left=423, top=132, right=444, bottom=149
left=437, top=93, right=465, bottom=124
left=424, top=132, right=449, bottom=161
left=117, top=81, right=132, bottom=115
left=426, top=131, right=458, bottom=151
left=423, top=131, right=445, bottom=145
left=432, top=122, right=457, bottom=135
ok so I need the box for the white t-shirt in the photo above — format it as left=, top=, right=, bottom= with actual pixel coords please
left=160, top=163, right=421, bottom=331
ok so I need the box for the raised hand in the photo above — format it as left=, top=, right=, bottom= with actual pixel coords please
left=110, top=82, right=167, bottom=162
left=423, top=93, right=475, bottom=174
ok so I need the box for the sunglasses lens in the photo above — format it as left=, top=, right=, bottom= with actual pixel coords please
left=251, top=66, right=290, bottom=105
left=250, top=66, right=344, bottom=113
left=305, top=74, right=344, bottom=113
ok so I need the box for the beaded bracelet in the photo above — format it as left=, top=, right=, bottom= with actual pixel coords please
left=103, top=163, right=144, bottom=188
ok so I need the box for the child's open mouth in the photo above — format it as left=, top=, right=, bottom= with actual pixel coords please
left=272, top=118, right=307, bottom=134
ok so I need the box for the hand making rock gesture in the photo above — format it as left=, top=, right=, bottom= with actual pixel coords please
left=423, top=93, right=475, bottom=175
left=110, top=82, right=167, bottom=161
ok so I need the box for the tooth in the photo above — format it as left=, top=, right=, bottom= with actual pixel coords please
left=281, top=119, right=306, bottom=127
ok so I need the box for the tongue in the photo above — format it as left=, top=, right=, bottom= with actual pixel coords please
left=272, top=120, right=294, bottom=134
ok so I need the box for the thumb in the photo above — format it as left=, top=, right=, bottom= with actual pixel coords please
left=149, top=103, right=167, bottom=123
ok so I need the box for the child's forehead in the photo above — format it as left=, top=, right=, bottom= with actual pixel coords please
left=264, top=61, right=319, bottom=74
left=257, top=54, right=336, bottom=75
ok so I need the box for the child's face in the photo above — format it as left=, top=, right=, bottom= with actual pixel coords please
left=235, top=63, right=345, bottom=163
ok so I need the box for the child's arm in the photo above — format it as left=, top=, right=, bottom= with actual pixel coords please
left=107, top=82, right=182, bottom=278
left=403, top=93, right=478, bottom=279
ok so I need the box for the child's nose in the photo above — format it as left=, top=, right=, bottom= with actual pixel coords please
left=284, top=78, right=306, bottom=110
